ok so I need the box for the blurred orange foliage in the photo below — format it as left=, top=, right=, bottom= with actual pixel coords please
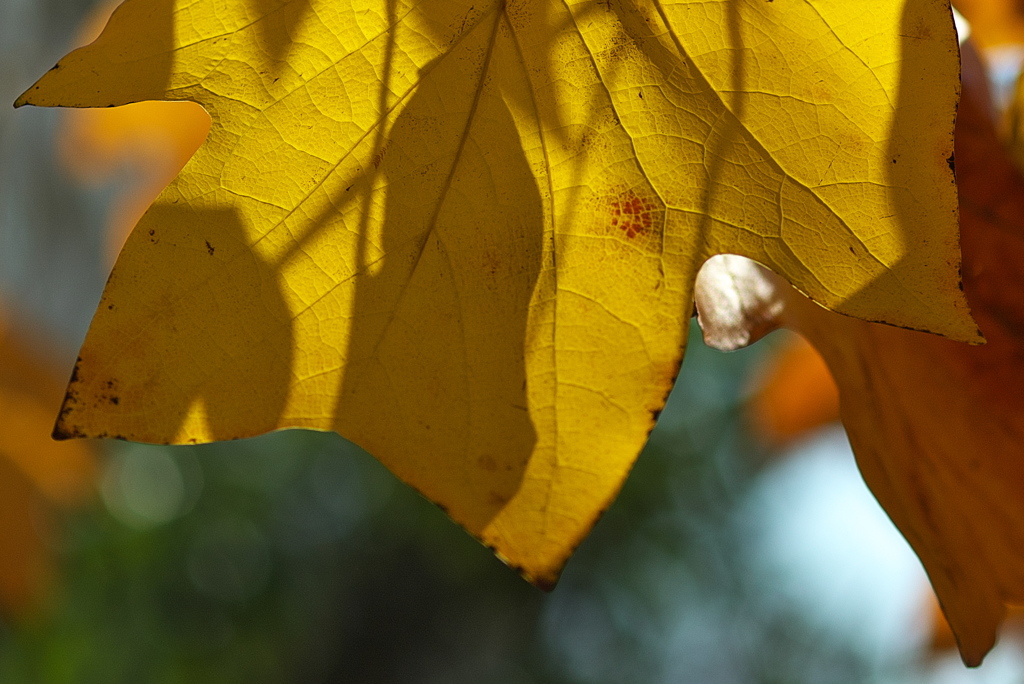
left=955, top=0, right=1024, bottom=48
left=0, top=308, right=96, bottom=618
left=748, top=336, right=839, bottom=445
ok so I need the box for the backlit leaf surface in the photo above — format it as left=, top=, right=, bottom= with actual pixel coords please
left=19, top=0, right=975, bottom=585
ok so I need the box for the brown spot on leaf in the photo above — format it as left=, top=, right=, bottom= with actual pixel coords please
left=609, top=189, right=656, bottom=239
left=205, top=240, right=214, bottom=255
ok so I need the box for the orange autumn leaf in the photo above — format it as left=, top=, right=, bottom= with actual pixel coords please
left=748, top=335, right=839, bottom=445
left=0, top=309, right=97, bottom=617
left=784, top=41, right=1024, bottom=665
left=929, top=593, right=1024, bottom=654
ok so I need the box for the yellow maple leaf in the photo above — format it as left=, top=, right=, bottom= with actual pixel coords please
left=16, top=0, right=976, bottom=588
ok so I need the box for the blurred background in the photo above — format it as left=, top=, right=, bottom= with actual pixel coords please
left=1, top=0, right=1023, bottom=681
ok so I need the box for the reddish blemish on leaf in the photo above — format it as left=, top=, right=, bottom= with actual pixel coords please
left=610, top=190, right=656, bottom=239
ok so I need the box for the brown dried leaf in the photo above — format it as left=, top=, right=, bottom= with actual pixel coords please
left=785, top=41, right=1024, bottom=666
